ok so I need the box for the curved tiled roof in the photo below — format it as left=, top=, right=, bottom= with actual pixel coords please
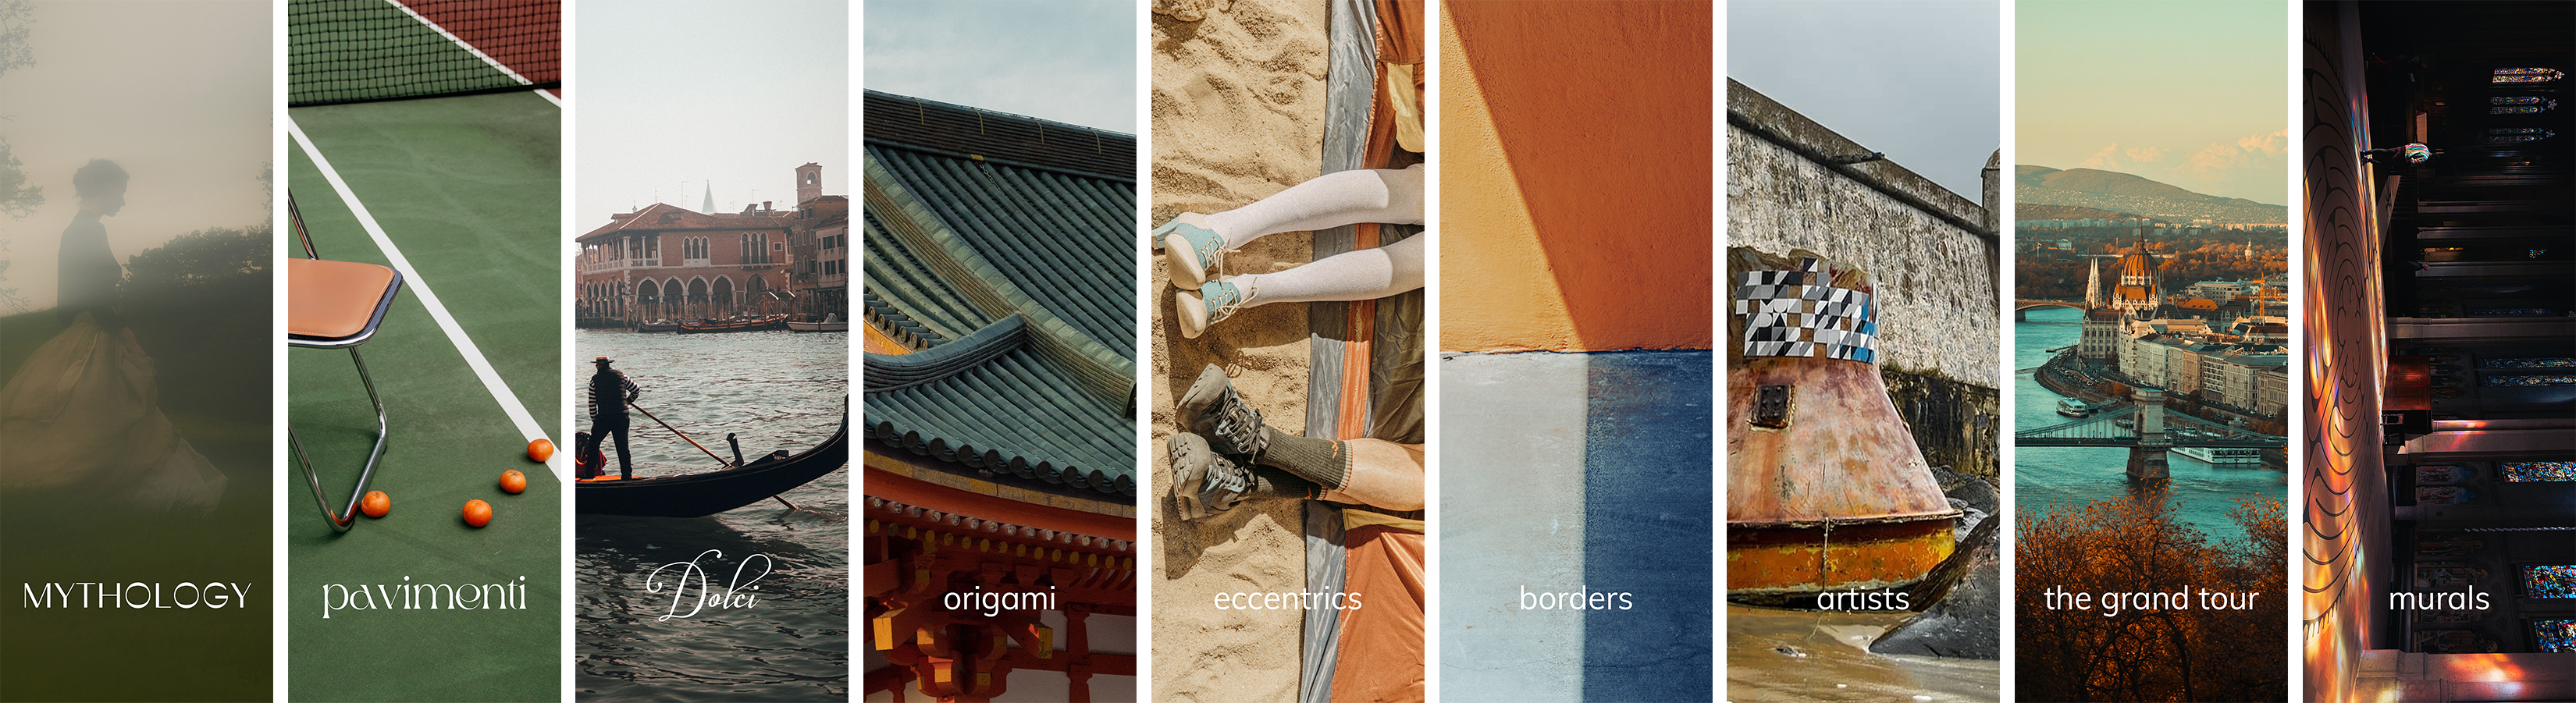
left=862, top=91, right=1137, bottom=499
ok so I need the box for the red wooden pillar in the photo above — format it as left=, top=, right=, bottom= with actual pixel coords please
left=1066, top=609, right=1092, bottom=703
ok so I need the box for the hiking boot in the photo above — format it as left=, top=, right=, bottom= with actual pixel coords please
left=1170, top=432, right=1253, bottom=520
left=1177, top=364, right=1268, bottom=456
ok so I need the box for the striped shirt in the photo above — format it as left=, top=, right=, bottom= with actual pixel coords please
left=589, top=368, right=639, bottom=421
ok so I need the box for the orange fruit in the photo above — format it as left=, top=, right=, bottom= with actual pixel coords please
left=462, top=499, right=493, bottom=527
left=499, top=469, right=528, bottom=494
left=526, top=438, right=554, bottom=463
left=359, top=490, right=391, bottom=518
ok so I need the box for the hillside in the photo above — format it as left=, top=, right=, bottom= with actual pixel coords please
left=2017, top=203, right=2142, bottom=221
left=2016, top=165, right=2288, bottom=224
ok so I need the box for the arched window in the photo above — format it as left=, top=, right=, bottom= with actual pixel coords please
left=2492, top=96, right=2558, bottom=115
left=2485, top=127, right=2556, bottom=144
left=2492, top=67, right=2565, bottom=84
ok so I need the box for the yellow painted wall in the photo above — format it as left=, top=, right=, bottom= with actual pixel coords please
left=1439, top=0, right=1713, bottom=353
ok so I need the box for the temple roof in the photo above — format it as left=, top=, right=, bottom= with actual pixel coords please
left=861, top=91, right=1137, bottom=499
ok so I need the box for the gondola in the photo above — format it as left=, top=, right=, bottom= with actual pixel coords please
left=676, top=314, right=787, bottom=334
left=635, top=320, right=679, bottom=332
left=785, top=320, right=848, bottom=332
left=575, top=410, right=848, bottom=517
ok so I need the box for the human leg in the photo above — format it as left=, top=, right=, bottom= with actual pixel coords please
left=1315, top=440, right=1424, bottom=512
left=610, top=424, right=632, bottom=479
left=1174, top=364, right=1424, bottom=512
left=1204, top=164, right=1425, bottom=243
left=1162, top=165, right=1425, bottom=288
left=1174, top=233, right=1426, bottom=339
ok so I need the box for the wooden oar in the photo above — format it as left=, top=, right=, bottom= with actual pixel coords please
left=627, top=399, right=800, bottom=512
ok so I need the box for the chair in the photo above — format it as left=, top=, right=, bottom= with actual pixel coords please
left=286, top=196, right=404, bottom=532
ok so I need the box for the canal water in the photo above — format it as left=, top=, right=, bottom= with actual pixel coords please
left=572, top=328, right=849, bottom=701
left=2013, top=306, right=2283, bottom=541
left=1726, top=605, right=2001, bottom=701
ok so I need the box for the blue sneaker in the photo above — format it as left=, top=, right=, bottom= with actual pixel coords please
left=1175, top=279, right=1248, bottom=339
left=1155, top=213, right=1227, bottom=289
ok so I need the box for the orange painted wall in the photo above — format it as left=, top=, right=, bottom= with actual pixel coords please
left=1438, top=0, right=1713, bottom=353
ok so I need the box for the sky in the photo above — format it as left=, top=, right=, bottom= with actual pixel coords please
left=575, top=0, right=848, bottom=226
left=863, top=0, right=1137, bottom=134
left=2019, top=1, right=2289, bottom=204
left=0, top=1, right=271, bottom=313
left=1729, top=0, right=2001, bottom=200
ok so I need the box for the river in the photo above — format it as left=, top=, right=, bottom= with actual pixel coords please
left=2012, top=306, right=2283, bottom=541
left=572, top=328, right=849, bottom=701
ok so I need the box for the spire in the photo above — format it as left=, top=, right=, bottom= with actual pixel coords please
left=2086, top=256, right=2105, bottom=310
left=701, top=182, right=715, bottom=214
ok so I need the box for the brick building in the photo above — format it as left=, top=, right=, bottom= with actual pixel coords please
left=575, top=164, right=843, bottom=325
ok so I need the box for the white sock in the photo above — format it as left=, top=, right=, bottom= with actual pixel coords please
left=1234, top=234, right=1426, bottom=307
left=1204, top=164, right=1425, bottom=248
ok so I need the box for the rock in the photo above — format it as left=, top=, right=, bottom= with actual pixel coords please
left=1870, top=516, right=2000, bottom=659
left=1928, top=464, right=1998, bottom=516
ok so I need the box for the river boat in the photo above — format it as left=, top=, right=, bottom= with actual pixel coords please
left=677, top=314, right=788, bottom=334
left=575, top=410, right=848, bottom=517
left=2175, top=446, right=2262, bottom=465
left=2056, top=398, right=2097, bottom=417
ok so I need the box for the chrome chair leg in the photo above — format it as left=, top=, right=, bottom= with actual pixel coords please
left=294, top=346, right=389, bottom=533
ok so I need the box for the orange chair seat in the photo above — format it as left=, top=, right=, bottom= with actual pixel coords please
left=287, top=258, right=400, bottom=342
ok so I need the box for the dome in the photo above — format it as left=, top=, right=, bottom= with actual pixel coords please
left=2119, top=250, right=2157, bottom=279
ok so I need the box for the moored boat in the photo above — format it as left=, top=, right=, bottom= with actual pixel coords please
left=2175, top=446, right=2262, bottom=465
left=575, top=409, right=848, bottom=517
left=677, top=314, right=788, bottom=334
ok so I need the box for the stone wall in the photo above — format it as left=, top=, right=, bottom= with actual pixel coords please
left=1883, top=370, right=2001, bottom=481
left=1726, top=79, right=2001, bottom=386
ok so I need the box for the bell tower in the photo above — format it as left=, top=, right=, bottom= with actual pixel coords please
left=795, top=163, right=823, bottom=204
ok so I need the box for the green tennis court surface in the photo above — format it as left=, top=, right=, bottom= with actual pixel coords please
left=286, top=89, right=560, bottom=702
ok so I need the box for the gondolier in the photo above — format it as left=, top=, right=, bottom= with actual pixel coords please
left=589, top=357, right=642, bottom=479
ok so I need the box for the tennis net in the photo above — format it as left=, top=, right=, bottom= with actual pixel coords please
left=289, top=0, right=560, bottom=106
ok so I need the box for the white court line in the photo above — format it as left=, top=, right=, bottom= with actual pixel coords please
left=388, top=0, right=532, bottom=85
left=290, top=116, right=569, bottom=481
left=379, top=1, right=561, bottom=108
left=386, top=0, right=561, bottom=108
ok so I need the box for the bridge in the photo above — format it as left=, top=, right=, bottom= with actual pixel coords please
left=2014, top=300, right=2087, bottom=320
left=2016, top=388, right=2283, bottom=481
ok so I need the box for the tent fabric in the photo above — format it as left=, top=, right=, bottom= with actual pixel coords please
left=1302, top=1, right=1429, bottom=701
left=1328, top=524, right=1428, bottom=703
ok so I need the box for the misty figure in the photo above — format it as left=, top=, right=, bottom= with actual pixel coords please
left=0, top=159, right=228, bottom=514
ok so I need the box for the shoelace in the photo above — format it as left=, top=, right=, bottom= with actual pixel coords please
left=1204, top=454, right=1250, bottom=502
left=1205, top=385, right=1268, bottom=460
left=1177, top=225, right=1238, bottom=280
left=1208, top=281, right=1251, bottom=322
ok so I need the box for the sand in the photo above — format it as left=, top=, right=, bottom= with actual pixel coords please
left=1148, top=0, right=1331, bottom=701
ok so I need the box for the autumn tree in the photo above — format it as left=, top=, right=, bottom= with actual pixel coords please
left=2017, top=494, right=2288, bottom=701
